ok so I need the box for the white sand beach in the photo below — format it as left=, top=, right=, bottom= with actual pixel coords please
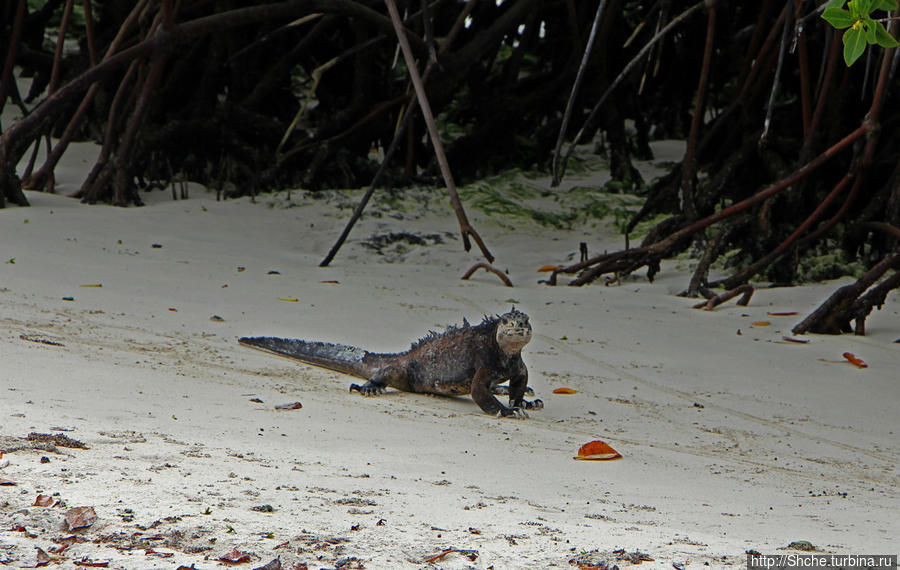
left=1, top=142, right=898, bottom=568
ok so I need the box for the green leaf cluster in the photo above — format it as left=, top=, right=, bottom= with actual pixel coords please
left=822, top=0, right=899, bottom=66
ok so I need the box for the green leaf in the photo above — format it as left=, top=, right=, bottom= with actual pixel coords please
left=843, top=25, right=868, bottom=65
left=823, top=7, right=857, bottom=28
left=826, top=0, right=847, bottom=7
left=873, top=0, right=897, bottom=10
left=849, top=0, right=875, bottom=17
left=865, top=18, right=878, bottom=43
left=873, top=20, right=899, bottom=47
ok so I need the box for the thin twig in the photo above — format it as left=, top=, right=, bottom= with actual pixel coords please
left=383, top=0, right=494, bottom=262
left=551, top=0, right=607, bottom=182
left=760, top=0, right=792, bottom=143
left=460, top=263, right=513, bottom=287
left=553, top=1, right=704, bottom=186
left=692, top=284, right=754, bottom=311
left=680, top=0, right=717, bottom=220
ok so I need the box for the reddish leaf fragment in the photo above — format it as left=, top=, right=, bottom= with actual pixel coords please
left=65, top=506, right=98, bottom=531
left=320, top=280, right=340, bottom=284
left=537, top=264, right=562, bottom=273
left=11, top=525, right=26, bottom=532
left=274, top=402, right=303, bottom=410
left=552, top=387, right=577, bottom=394
left=219, top=549, right=252, bottom=564
left=144, top=548, right=175, bottom=558
left=751, top=321, right=770, bottom=327
left=781, top=337, right=809, bottom=344
left=48, top=544, right=70, bottom=554
left=424, top=549, right=458, bottom=564
left=34, top=494, right=53, bottom=507
left=767, top=311, right=798, bottom=316
left=842, top=352, right=868, bottom=368
left=574, top=440, right=622, bottom=461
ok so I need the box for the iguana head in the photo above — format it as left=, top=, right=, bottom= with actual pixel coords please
left=496, top=308, right=532, bottom=355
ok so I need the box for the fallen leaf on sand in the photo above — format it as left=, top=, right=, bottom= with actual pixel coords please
left=277, top=297, right=298, bottom=302
left=79, top=284, right=102, bottom=288
left=842, top=352, right=868, bottom=368
left=219, top=549, right=252, bottom=563
left=552, top=387, right=578, bottom=394
left=574, top=440, right=622, bottom=461
left=274, top=402, right=303, bottom=410
left=537, top=265, right=562, bottom=272
left=751, top=321, right=770, bottom=327
left=781, top=336, right=809, bottom=344
left=320, top=280, right=340, bottom=284
left=65, top=506, right=97, bottom=531
left=34, top=494, right=53, bottom=507
left=767, top=311, right=798, bottom=316
left=35, top=547, right=51, bottom=567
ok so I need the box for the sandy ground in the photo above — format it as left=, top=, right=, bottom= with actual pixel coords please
left=1, top=144, right=898, bottom=569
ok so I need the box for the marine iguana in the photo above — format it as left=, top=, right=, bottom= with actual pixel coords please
left=238, top=308, right=542, bottom=417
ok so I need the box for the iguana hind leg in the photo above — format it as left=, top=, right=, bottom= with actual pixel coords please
left=349, top=363, right=408, bottom=396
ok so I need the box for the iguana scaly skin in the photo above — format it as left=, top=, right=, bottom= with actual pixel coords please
left=239, top=309, right=541, bottom=417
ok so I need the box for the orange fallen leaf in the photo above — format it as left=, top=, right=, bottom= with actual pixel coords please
left=842, top=352, right=868, bottom=368
left=552, top=387, right=577, bottom=394
left=574, top=440, right=622, bottom=461
left=751, top=321, right=771, bottom=326
left=168, top=308, right=177, bottom=312
left=767, top=311, right=798, bottom=316
left=537, top=265, right=562, bottom=273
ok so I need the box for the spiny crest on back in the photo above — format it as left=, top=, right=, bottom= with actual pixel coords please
left=407, top=313, right=497, bottom=352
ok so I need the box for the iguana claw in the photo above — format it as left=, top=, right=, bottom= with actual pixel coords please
left=497, top=407, right=528, bottom=419
left=349, top=383, right=384, bottom=396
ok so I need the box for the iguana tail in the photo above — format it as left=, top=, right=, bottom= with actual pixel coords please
left=238, top=336, right=375, bottom=379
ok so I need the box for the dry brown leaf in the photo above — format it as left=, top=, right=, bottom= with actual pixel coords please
left=573, top=440, right=622, bottom=461
left=751, top=321, right=771, bottom=326
left=274, top=402, right=303, bottom=410
left=33, top=494, right=53, bottom=507
left=552, top=387, right=577, bottom=394
left=219, top=549, right=252, bottom=563
left=35, top=547, right=51, bottom=567
left=65, top=506, right=97, bottom=531
left=767, top=311, right=798, bottom=316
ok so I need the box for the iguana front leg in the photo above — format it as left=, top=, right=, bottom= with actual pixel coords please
left=505, top=366, right=543, bottom=410
left=471, top=368, right=525, bottom=417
